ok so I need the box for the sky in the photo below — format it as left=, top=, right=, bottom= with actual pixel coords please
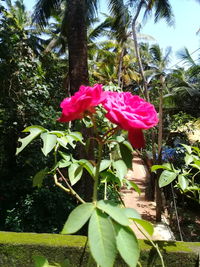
left=24, top=0, right=200, bottom=67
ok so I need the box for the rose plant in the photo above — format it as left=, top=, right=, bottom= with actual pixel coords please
left=16, top=84, right=162, bottom=267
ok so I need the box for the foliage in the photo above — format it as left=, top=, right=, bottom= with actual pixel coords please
left=152, top=145, right=200, bottom=204
left=0, top=2, right=69, bottom=232
left=5, top=187, right=76, bottom=233
left=33, top=255, right=71, bottom=267
left=168, top=112, right=196, bottom=132
left=16, top=85, right=158, bottom=266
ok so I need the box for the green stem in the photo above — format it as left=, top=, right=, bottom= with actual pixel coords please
left=56, top=169, right=85, bottom=204
left=192, top=170, right=200, bottom=185
left=92, top=142, right=103, bottom=203
left=104, top=180, right=107, bottom=200
left=102, top=126, right=119, bottom=142
left=133, top=222, right=165, bottom=267
left=54, top=143, right=59, bottom=165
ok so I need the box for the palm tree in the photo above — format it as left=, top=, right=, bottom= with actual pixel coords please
left=5, top=0, right=45, bottom=56
left=148, top=44, right=172, bottom=220
left=166, top=48, right=200, bottom=116
left=33, top=0, right=99, bottom=94
left=4, top=0, right=45, bottom=56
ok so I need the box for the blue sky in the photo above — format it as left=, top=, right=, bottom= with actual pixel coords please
left=24, top=0, right=200, bottom=67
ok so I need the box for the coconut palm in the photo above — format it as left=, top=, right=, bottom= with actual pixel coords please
left=4, top=0, right=45, bottom=55
left=33, top=0, right=100, bottom=93
left=166, top=56, right=200, bottom=116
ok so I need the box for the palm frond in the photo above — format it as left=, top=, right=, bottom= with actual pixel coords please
left=176, top=47, right=196, bottom=67
left=33, top=0, right=62, bottom=27
left=150, top=44, right=162, bottom=62
left=163, top=46, right=172, bottom=65
left=146, top=0, right=174, bottom=25
left=88, top=18, right=112, bottom=41
left=187, top=65, right=200, bottom=78
left=108, top=0, right=129, bottom=29
left=85, top=0, right=99, bottom=21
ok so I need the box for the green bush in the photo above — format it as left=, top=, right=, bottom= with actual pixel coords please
left=5, top=187, right=76, bottom=233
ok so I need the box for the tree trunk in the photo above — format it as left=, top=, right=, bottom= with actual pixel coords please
left=66, top=0, right=93, bottom=201
left=131, top=0, right=149, bottom=101
left=66, top=0, right=89, bottom=94
left=118, top=47, right=125, bottom=88
left=156, top=75, right=165, bottom=222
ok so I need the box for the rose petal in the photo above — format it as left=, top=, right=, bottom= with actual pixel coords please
left=128, top=129, right=145, bottom=149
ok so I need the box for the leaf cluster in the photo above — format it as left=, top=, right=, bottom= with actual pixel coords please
left=152, top=144, right=200, bottom=203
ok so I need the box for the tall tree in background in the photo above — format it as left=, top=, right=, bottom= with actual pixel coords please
left=33, top=0, right=99, bottom=94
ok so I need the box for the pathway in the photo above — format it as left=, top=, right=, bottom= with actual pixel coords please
left=121, top=152, right=175, bottom=240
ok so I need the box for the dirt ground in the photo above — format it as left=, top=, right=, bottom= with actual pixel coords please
left=121, top=153, right=200, bottom=241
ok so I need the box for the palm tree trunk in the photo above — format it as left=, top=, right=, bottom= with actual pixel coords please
left=156, top=74, right=165, bottom=222
left=66, top=0, right=93, bottom=201
left=131, top=0, right=149, bottom=101
left=66, top=0, right=89, bottom=94
left=118, top=47, right=125, bottom=88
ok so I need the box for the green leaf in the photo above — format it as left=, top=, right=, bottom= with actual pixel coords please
left=88, top=209, right=117, bottom=267
left=116, top=135, right=125, bottom=142
left=58, top=159, right=71, bottom=168
left=16, top=126, right=45, bottom=155
left=58, top=152, right=71, bottom=168
left=185, top=154, right=194, bottom=165
left=122, top=208, right=141, bottom=220
left=192, top=159, right=200, bottom=169
left=97, top=200, right=130, bottom=226
left=49, top=131, right=64, bottom=137
left=41, top=132, right=57, bottom=156
left=182, top=144, right=192, bottom=154
left=78, top=159, right=94, bottom=178
left=62, top=203, right=94, bottom=234
left=151, top=163, right=171, bottom=172
left=59, top=151, right=70, bottom=162
left=122, top=140, right=134, bottom=152
left=99, top=159, right=111, bottom=172
left=33, top=255, right=49, bottom=267
left=112, top=159, right=128, bottom=181
left=100, top=170, right=121, bottom=185
left=68, top=163, right=83, bottom=186
left=178, top=175, right=189, bottom=191
left=57, top=136, right=69, bottom=148
left=69, top=131, right=84, bottom=144
left=113, top=222, right=139, bottom=267
left=190, top=163, right=200, bottom=170
left=192, top=146, right=200, bottom=154
left=132, top=219, right=154, bottom=236
left=66, top=135, right=77, bottom=148
left=159, top=170, right=178, bottom=188
left=60, top=259, right=71, bottom=267
left=32, top=168, right=48, bottom=188
left=119, top=142, right=133, bottom=169
left=126, top=180, right=141, bottom=194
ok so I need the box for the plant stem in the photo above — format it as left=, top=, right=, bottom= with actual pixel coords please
left=133, top=222, right=165, bottom=267
left=56, top=169, right=86, bottom=204
left=54, top=143, right=59, bottom=165
left=171, top=183, right=183, bottom=241
left=54, top=173, right=70, bottom=193
left=104, top=180, right=107, bottom=200
left=102, top=126, right=119, bottom=142
left=92, top=142, right=103, bottom=203
left=114, top=184, right=125, bottom=206
left=192, top=170, right=200, bottom=185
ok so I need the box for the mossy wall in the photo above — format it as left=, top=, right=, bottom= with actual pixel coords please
left=0, top=231, right=199, bottom=266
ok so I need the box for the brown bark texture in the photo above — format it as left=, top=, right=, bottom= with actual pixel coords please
left=66, top=0, right=89, bottom=94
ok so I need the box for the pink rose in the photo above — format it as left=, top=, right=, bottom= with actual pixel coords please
left=58, top=84, right=104, bottom=122
left=102, top=92, right=158, bottom=148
